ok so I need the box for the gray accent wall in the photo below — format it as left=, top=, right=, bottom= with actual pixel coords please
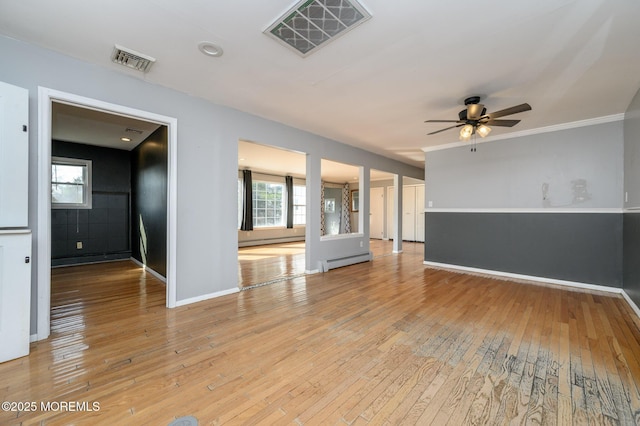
left=51, top=141, right=131, bottom=266
left=624, top=87, right=640, bottom=307
left=0, top=35, right=424, bottom=335
left=425, top=212, right=623, bottom=287
left=623, top=213, right=640, bottom=305
left=131, top=126, right=168, bottom=277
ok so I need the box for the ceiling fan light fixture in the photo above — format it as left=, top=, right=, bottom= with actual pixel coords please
left=459, top=124, right=473, bottom=141
left=477, top=124, right=492, bottom=138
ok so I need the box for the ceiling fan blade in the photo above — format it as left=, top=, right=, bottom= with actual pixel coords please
left=467, top=103, right=485, bottom=120
left=485, top=103, right=531, bottom=119
left=485, top=119, right=520, bottom=127
left=427, top=124, right=463, bottom=135
left=424, top=119, right=460, bottom=123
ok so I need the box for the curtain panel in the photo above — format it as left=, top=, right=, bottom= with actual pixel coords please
left=240, top=169, right=253, bottom=231
left=342, top=182, right=351, bottom=234
left=286, top=175, right=294, bottom=229
left=320, top=181, right=326, bottom=236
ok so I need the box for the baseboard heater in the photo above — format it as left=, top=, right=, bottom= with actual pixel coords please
left=321, top=252, right=372, bottom=272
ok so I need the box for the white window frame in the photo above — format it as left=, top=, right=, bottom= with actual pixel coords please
left=293, top=184, right=306, bottom=226
left=51, top=156, right=92, bottom=209
left=252, top=180, right=285, bottom=228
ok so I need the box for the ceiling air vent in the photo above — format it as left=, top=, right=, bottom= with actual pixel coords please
left=111, top=44, right=156, bottom=73
left=265, top=0, right=371, bottom=57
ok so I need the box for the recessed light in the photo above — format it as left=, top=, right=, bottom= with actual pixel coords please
left=198, top=41, right=223, bottom=57
left=121, top=137, right=131, bottom=142
left=239, top=158, right=246, bottom=161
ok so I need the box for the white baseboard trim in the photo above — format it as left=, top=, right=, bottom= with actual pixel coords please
left=305, top=269, right=321, bottom=274
left=238, top=236, right=305, bottom=248
left=129, top=257, right=167, bottom=283
left=621, top=290, right=640, bottom=320
left=423, top=261, right=640, bottom=320
left=392, top=250, right=403, bottom=254
left=423, top=261, right=624, bottom=293
left=30, top=334, right=38, bottom=343
left=175, top=287, right=240, bottom=307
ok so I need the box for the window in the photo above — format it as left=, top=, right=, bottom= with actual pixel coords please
left=51, top=157, right=92, bottom=209
left=252, top=181, right=284, bottom=227
left=293, top=185, right=306, bottom=225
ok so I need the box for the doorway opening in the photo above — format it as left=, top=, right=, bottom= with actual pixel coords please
left=37, top=88, right=178, bottom=341
left=237, top=140, right=307, bottom=288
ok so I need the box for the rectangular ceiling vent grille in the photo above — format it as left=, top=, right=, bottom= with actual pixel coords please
left=265, top=0, right=371, bottom=57
left=111, top=44, right=156, bottom=73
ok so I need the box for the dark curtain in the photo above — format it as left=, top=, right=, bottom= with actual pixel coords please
left=286, top=175, right=294, bottom=229
left=241, top=169, right=253, bottom=231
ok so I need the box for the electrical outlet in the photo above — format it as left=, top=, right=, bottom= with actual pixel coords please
left=76, top=241, right=83, bottom=249
left=428, top=201, right=433, bottom=208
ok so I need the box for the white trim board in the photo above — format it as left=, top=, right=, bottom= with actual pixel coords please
left=37, top=87, right=178, bottom=341
left=130, top=257, right=167, bottom=283
left=422, top=113, right=625, bottom=153
left=175, top=288, right=240, bottom=307
left=423, top=260, right=640, bottom=320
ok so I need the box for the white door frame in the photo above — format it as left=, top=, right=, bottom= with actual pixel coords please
left=36, top=87, right=178, bottom=340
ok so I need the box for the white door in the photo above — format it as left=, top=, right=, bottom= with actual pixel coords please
left=386, top=186, right=395, bottom=239
left=416, top=185, right=425, bottom=243
left=0, top=82, right=29, bottom=227
left=402, top=186, right=416, bottom=241
left=0, top=231, right=32, bottom=363
left=369, top=187, right=384, bottom=239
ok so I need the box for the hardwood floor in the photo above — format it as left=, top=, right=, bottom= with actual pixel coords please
left=238, top=240, right=418, bottom=288
left=239, top=242, right=306, bottom=288
left=2, top=251, right=640, bottom=425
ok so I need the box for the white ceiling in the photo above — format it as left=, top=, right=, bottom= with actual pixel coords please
left=2, top=0, right=640, bottom=169
left=239, top=140, right=398, bottom=183
left=52, top=103, right=162, bottom=150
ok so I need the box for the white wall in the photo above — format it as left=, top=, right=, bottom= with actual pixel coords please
left=0, top=35, right=424, bottom=333
left=425, top=121, right=624, bottom=210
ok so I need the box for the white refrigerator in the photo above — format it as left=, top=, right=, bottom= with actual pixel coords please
left=0, top=81, right=32, bottom=363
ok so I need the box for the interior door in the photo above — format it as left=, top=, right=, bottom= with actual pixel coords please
left=416, top=185, right=425, bottom=243
left=386, top=186, right=395, bottom=239
left=0, top=231, right=32, bottom=363
left=369, top=187, right=384, bottom=239
left=402, top=186, right=416, bottom=241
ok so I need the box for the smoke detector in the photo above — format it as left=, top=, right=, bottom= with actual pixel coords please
left=111, top=44, right=156, bottom=73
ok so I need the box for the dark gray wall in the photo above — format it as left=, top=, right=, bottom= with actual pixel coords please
left=132, top=126, right=168, bottom=277
left=623, top=213, right=640, bottom=305
left=425, top=212, right=623, bottom=287
left=51, top=141, right=131, bottom=265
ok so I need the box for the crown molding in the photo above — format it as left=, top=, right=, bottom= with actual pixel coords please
left=422, top=113, right=625, bottom=153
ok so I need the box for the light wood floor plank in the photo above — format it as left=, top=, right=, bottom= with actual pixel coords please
left=1, top=242, right=640, bottom=425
